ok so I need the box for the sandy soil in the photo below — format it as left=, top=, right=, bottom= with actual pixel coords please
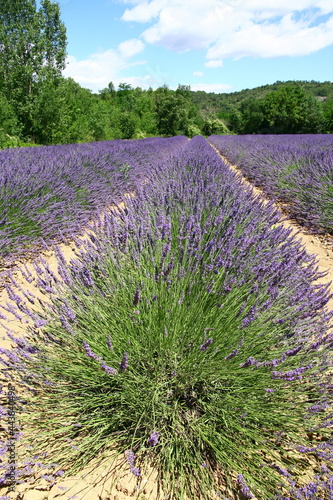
left=1, top=154, right=333, bottom=500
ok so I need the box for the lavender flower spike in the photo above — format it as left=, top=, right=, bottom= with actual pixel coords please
left=236, top=474, right=254, bottom=499
left=148, top=432, right=160, bottom=447
left=82, top=341, right=102, bottom=362
left=120, top=352, right=128, bottom=372
left=107, top=335, right=113, bottom=350
left=100, top=362, right=118, bottom=376
left=200, top=338, right=213, bottom=351
left=125, top=449, right=140, bottom=477
left=133, top=286, right=141, bottom=306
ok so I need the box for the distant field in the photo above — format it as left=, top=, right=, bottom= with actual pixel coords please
left=209, top=134, right=333, bottom=235
left=0, top=136, right=187, bottom=261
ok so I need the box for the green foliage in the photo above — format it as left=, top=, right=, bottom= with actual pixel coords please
left=191, top=80, right=333, bottom=134
left=186, top=124, right=201, bottom=138
left=0, top=92, right=21, bottom=137
left=323, top=98, right=333, bottom=132
left=262, top=85, right=324, bottom=134
left=119, top=112, right=137, bottom=139
left=239, top=98, right=266, bottom=134
left=155, top=85, right=191, bottom=136
left=30, top=77, right=95, bottom=144
left=201, top=118, right=229, bottom=136
left=0, top=0, right=67, bottom=139
left=0, top=130, right=21, bottom=148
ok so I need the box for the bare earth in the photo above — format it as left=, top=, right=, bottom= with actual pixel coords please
left=1, top=154, right=333, bottom=499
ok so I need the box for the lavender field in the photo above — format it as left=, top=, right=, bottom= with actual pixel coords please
left=1, top=136, right=333, bottom=499
left=0, top=136, right=187, bottom=262
left=209, top=134, right=333, bottom=235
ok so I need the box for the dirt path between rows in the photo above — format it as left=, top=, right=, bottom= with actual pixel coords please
left=1, top=149, right=333, bottom=499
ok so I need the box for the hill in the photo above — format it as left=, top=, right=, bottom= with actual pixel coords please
left=190, top=80, right=333, bottom=134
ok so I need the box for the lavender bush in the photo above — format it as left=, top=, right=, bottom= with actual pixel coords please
left=209, top=134, right=333, bottom=235
left=0, top=136, right=188, bottom=263
left=1, top=136, right=333, bottom=499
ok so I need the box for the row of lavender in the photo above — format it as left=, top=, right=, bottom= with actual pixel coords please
left=0, top=136, right=188, bottom=263
left=209, top=134, right=333, bottom=235
left=1, top=136, right=333, bottom=499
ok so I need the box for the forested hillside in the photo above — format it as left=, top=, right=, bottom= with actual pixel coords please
left=1, top=0, right=333, bottom=148
left=194, top=80, right=333, bottom=135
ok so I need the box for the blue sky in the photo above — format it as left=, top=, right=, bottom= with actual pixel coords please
left=43, top=0, right=333, bottom=94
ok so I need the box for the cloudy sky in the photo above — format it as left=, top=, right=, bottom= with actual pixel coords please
left=47, top=0, right=333, bottom=93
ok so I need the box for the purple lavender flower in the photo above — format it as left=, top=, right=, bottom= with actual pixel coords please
left=200, top=338, right=213, bottom=351
left=225, top=349, right=239, bottom=360
left=240, top=357, right=256, bottom=368
left=133, top=286, right=141, bottom=306
left=236, top=474, right=254, bottom=499
left=125, top=449, right=140, bottom=477
left=82, top=341, right=102, bottom=362
left=80, top=267, right=94, bottom=287
left=120, top=352, right=128, bottom=372
left=162, top=241, right=171, bottom=258
left=272, top=365, right=312, bottom=381
left=107, top=335, right=113, bottom=350
left=308, top=402, right=329, bottom=413
left=148, top=432, right=160, bottom=447
left=130, top=466, right=140, bottom=477
left=100, top=362, right=118, bottom=376
left=125, top=449, right=136, bottom=463
left=41, top=474, right=55, bottom=482
left=34, top=318, right=48, bottom=328
left=271, top=464, right=290, bottom=477
left=63, top=303, right=76, bottom=322
left=285, top=345, right=302, bottom=357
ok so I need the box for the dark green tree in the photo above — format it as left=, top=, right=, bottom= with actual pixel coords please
left=38, top=0, right=67, bottom=75
left=0, top=0, right=67, bottom=139
left=0, top=91, right=22, bottom=147
left=228, top=110, right=243, bottom=134
left=262, top=86, right=324, bottom=134
left=31, top=77, right=94, bottom=144
left=322, top=98, right=333, bottom=133
left=117, top=82, right=135, bottom=112
left=119, top=112, right=137, bottom=139
left=133, top=88, right=157, bottom=136
left=154, top=85, right=189, bottom=136
left=99, top=81, right=116, bottom=101
left=239, top=98, right=266, bottom=134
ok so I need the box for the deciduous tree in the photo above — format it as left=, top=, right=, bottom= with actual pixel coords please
left=0, top=0, right=67, bottom=138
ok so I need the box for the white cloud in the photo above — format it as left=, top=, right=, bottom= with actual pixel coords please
left=204, top=59, right=223, bottom=68
left=122, top=0, right=169, bottom=23
left=63, top=39, right=146, bottom=92
left=120, top=0, right=333, bottom=60
left=207, top=13, right=333, bottom=59
left=118, top=39, right=145, bottom=58
left=190, top=82, right=233, bottom=93
left=193, top=71, right=204, bottom=77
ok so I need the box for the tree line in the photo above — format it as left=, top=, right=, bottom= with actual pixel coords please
left=1, top=0, right=333, bottom=148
